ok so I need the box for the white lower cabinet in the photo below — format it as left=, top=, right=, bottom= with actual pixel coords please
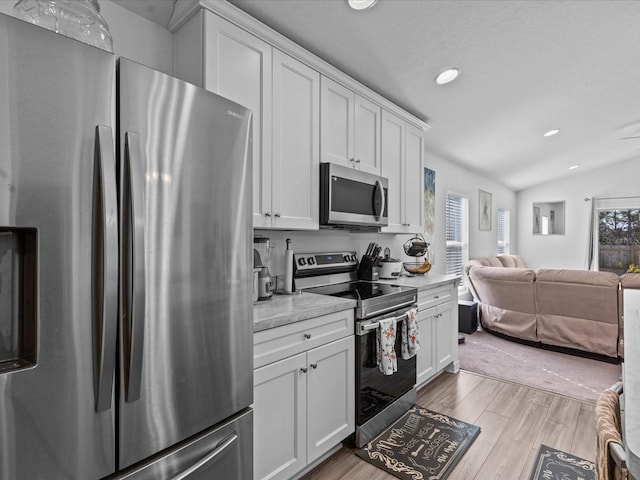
left=415, top=284, right=459, bottom=387
left=253, top=311, right=355, bottom=480
left=254, top=353, right=307, bottom=480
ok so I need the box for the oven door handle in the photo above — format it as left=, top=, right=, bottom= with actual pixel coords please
left=357, top=305, right=416, bottom=335
left=363, top=297, right=416, bottom=319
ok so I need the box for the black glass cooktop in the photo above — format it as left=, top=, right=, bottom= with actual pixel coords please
left=304, top=281, right=414, bottom=302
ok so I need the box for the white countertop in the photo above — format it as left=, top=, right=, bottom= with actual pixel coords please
left=378, top=273, right=461, bottom=291
left=253, top=291, right=356, bottom=332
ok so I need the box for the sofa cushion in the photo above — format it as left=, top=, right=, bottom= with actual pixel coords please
left=535, top=269, right=620, bottom=357
left=512, top=255, right=528, bottom=268
left=486, top=257, right=504, bottom=267
left=497, top=255, right=516, bottom=268
left=469, top=266, right=537, bottom=342
left=621, top=273, right=640, bottom=289
left=535, top=269, right=620, bottom=323
left=468, top=266, right=536, bottom=313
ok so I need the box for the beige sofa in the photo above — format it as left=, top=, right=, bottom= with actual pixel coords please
left=465, top=255, right=622, bottom=359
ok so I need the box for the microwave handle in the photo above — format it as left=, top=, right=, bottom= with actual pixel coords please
left=374, top=180, right=385, bottom=222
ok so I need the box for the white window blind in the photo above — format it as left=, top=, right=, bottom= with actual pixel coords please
left=497, top=208, right=511, bottom=255
left=446, top=193, right=469, bottom=277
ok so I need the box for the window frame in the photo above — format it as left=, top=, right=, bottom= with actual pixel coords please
left=445, top=191, right=469, bottom=293
left=497, top=207, right=511, bottom=255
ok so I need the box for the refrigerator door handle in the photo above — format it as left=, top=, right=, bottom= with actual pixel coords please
left=124, top=131, right=146, bottom=402
left=173, top=433, right=238, bottom=480
left=93, top=125, right=118, bottom=412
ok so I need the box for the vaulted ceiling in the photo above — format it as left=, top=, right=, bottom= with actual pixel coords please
left=113, top=0, right=640, bottom=191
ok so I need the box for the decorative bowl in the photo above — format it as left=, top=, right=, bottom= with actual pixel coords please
left=403, top=260, right=431, bottom=275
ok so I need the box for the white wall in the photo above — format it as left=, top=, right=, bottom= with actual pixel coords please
left=261, top=150, right=517, bottom=282
left=0, top=1, right=173, bottom=74
left=517, top=156, right=639, bottom=271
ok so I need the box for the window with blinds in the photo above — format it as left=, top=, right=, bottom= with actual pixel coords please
left=446, top=193, right=469, bottom=278
left=497, top=208, right=511, bottom=255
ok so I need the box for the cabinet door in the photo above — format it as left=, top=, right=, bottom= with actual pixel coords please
left=354, top=95, right=381, bottom=175
left=254, top=353, right=307, bottom=480
left=306, top=336, right=355, bottom=463
left=202, top=12, right=273, bottom=228
left=381, top=109, right=405, bottom=232
left=320, top=76, right=354, bottom=168
left=416, top=307, right=436, bottom=386
left=272, top=50, right=320, bottom=230
left=404, top=123, right=424, bottom=233
left=435, top=301, right=455, bottom=372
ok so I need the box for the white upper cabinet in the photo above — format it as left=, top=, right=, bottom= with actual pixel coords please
left=321, top=76, right=381, bottom=175
left=174, top=10, right=319, bottom=230
left=381, top=110, right=424, bottom=234
left=381, top=110, right=405, bottom=232
left=320, top=77, right=353, bottom=167
left=354, top=95, right=382, bottom=175
left=271, top=49, right=320, bottom=230
left=404, top=123, right=425, bottom=232
left=173, top=5, right=427, bottom=232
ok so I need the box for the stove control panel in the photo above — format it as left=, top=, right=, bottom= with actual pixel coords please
left=294, top=251, right=358, bottom=277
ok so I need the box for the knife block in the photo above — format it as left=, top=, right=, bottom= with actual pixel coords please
left=357, top=256, right=378, bottom=281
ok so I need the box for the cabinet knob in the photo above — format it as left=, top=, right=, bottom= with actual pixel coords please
left=355, top=159, right=361, bottom=164
left=434, top=295, right=439, bottom=300
left=300, top=367, right=308, bottom=373
left=274, top=213, right=281, bottom=218
left=310, top=363, right=318, bottom=369
left=264, top=212, right=272, bottom=217
left=303, top=333, right=311, bottom=340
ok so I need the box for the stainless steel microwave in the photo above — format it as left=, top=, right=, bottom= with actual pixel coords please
left=320, top=162, right=388, bottom=228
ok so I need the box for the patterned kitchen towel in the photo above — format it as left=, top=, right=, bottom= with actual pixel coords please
left=377, top=317, right=397, bottom=375
left=401, top=308, right=420, bottom=359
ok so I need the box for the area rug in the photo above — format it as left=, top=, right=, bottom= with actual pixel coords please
left=458, top=330, right=621, bottom=402
left=355, top=406, right=480, bottom=480
left=529, top=444, right=595, bottom=480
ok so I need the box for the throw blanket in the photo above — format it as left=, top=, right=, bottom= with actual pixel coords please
left=377, top=317, right=397, bottom=375
left=401, top=308, right=420, bottom=359
left=595, top=388, right=626, bottom=480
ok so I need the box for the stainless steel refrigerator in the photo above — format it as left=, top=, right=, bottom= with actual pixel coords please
left=0, top=12, right=253, bottom=479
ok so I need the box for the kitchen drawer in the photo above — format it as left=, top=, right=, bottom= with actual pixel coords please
left=417, top=284, right=454, bottom=311
left=254, top=309, right=354, bottom=368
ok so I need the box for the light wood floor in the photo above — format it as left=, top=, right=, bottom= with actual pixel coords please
left=301, top=370, right=597, bottom=480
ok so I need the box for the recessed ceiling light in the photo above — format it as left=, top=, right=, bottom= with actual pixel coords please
left=347, top=0, right=377, bottom=10
left=543, top=129, right=560, bottom=137
left=568, top=165, right=580, bottom=170
left=435, top=68, right=460, bottom=85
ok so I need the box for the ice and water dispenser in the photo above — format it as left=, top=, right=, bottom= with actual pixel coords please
left=0, top=228, right=37, bottom=373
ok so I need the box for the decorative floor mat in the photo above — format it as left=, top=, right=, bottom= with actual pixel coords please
left=529, top=444, right=595, bottom=480
left=356, top=406, right=480, bottom=480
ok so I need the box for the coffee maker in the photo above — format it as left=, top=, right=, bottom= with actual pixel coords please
left=253, top=236, right=274, bottom=300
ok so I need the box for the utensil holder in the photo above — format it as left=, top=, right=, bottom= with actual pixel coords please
left=357, top=256, right=377, bottom=281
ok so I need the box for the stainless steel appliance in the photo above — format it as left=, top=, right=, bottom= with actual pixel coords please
left=295, top=251, right=418, bottom=448
left=254, top=237, right=274, bottom=300
left=320, top=162, right=389, bottom=229
left=0, top=13, right=253, bottom=479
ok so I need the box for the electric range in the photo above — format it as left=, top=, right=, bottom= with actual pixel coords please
left=294, top=251, right=419, bottom=447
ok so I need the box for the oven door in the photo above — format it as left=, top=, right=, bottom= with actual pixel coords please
left=355, top=306, right=417, bottom=430
left=320, top=162, right=388, bottom=227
